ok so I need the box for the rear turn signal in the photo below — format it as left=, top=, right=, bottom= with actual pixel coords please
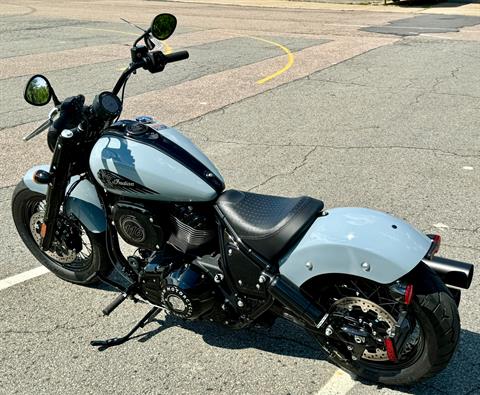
left=404, top=284, right=414, bottom=305
left=384, top=338, right=398, bottom=362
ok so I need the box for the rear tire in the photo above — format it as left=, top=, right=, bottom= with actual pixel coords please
left=312, top=264, right=460, bottom=385
left=11, top=180, right=111, bottom=285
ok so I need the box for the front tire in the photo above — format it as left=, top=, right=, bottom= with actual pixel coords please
left=310, top=264, right=460, bottom=385
left=12, top=181, right=111, bottom=285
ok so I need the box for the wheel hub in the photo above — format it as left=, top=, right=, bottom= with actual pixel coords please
left=330, top=297, right=397, bottom=361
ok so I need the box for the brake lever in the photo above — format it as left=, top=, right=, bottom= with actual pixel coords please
left=23, top=107, right=59, bottom=142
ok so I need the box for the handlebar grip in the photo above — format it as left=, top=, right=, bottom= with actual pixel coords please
left=164, top=50, right=189, bottom=63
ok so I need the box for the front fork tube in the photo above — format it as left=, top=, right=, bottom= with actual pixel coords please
left=41, top=129, right=77, bottom=250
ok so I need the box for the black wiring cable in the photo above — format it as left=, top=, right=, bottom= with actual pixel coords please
left=115, top=75, right=130, bottom=122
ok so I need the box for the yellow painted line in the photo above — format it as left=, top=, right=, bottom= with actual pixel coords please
left=68, top=26, right=172, bottom=54
left=248, top=36, right=294, bottom=84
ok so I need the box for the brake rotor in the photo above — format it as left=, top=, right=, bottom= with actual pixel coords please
left=331, top=297, right=397, bottom=361
left=29, top=211, right=77, bottom=264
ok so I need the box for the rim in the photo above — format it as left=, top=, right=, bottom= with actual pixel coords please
left=312, top=277, right=425, bottom=370
left=24, top=196, right=94, bottom=272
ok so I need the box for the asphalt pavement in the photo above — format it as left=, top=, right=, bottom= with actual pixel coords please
left=0, top=1, right=479, bottom=394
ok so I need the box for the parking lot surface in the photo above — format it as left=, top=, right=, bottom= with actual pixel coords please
left=1, top=1, right=479, bottom=394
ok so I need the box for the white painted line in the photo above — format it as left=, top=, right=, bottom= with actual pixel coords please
left=0, top=266, right=50, bottom=291
left=317, top=369, right=356, bottom=395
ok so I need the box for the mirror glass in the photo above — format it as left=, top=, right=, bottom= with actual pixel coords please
left=24, top=75, right=51, bottom=106
left=150, top=14, right=177, bottom=41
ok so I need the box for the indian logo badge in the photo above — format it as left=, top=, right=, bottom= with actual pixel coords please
left=97, top=169, right=157, bottom=195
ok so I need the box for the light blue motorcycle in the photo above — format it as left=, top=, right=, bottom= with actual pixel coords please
left=12, top=13, right=474, bottom=385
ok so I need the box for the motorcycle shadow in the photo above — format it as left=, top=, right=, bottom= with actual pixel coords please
left=136, top=313, right=326, bottom=361
left=134, top=316, right=480, bottom=392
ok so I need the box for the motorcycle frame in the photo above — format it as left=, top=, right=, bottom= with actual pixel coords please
left=21, top=121, right=473, bottom=329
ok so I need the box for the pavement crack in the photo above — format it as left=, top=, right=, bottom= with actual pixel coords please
left=248, top=146, right=317, bottom=192
left=192, top=136, right=479, bottom=159
left=465, top=385, right=480, bottom=395
left=0, top=320, right=98, bottom=336
left=450, top=66, right=460, bottom=80
left=449, top=226, right=480, bottom=233
left=423, top=383, right=451, bottom=395
left=0, top=327, right=57, bottom=335
left=307, top=77, right=480, bottom=101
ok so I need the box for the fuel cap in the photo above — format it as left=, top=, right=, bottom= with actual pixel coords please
left=126, top=122, right=149, bottom=135
left=135, top=115, right=155, bottom=124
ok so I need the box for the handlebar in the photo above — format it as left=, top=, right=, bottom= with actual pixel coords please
left=164, top=50, right=189, bottom=63
left=46, top=48, right=190, bottom=145
left=112, top=48, right=189, bottom=96
left=145, top=50, right=189, bottom=73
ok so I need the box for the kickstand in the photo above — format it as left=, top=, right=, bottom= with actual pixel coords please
left=91, top=306, right=163, bottom=351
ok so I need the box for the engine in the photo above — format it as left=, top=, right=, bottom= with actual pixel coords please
left=113, top=201, right=219, bottom=319
left=168, top=205, right=215, bottom=253
left=139, top=252, right=217, bottom=319
left=112, top=202, right=215, bottom=253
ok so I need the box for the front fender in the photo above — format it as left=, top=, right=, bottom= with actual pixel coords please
left=279, top=207, right=432, bottom=286
left=23, top=165, right=107, bottom=233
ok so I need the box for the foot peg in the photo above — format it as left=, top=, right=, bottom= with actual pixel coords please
left=102, top=292, right=128, bottom=316
left=102, top=284, right=137, bottom=316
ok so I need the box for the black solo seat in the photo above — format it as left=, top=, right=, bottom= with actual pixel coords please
left=216, top=190, right=324, bottom=262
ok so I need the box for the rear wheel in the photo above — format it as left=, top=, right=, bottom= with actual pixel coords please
left=12, top=181, right=110, bottom=285
left=306, top=264, right=460, bottom=385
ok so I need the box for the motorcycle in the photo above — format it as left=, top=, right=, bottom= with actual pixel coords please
left=12, top=13, right=474, bottom=385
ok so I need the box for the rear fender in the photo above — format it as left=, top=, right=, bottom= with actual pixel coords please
left=23, top=165, right=107, bottom=233
left=279, top=208, right=432, bottom=286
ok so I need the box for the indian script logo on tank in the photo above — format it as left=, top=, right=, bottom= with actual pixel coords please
left=97, top=169, right=158, bottom=195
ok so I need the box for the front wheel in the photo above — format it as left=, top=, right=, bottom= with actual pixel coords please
left=11, top=181, right=111, bottom=285
left=307, top=264, right=460, bottom=385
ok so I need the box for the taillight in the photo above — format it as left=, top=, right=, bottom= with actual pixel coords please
left=431, top=234, right=441, bottom=255
left=426, top=234, right=441, bottom=259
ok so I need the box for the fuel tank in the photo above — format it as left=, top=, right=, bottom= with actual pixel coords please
left=89, top=118, right=224, bottom=202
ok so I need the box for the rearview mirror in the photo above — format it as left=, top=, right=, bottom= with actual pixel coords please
left=24, top=75, right=53, bottom=106
left=150, top=13, right=177, bottom=41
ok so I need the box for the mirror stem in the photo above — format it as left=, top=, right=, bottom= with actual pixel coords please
left=133, top=29, right=151, bottom=48
left=51, top=91, right=61, bottom=106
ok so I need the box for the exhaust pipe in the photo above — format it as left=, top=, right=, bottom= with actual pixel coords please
left=268, top=274, right=326, bottom=327
left=422, top=257, right=474, bottom=289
